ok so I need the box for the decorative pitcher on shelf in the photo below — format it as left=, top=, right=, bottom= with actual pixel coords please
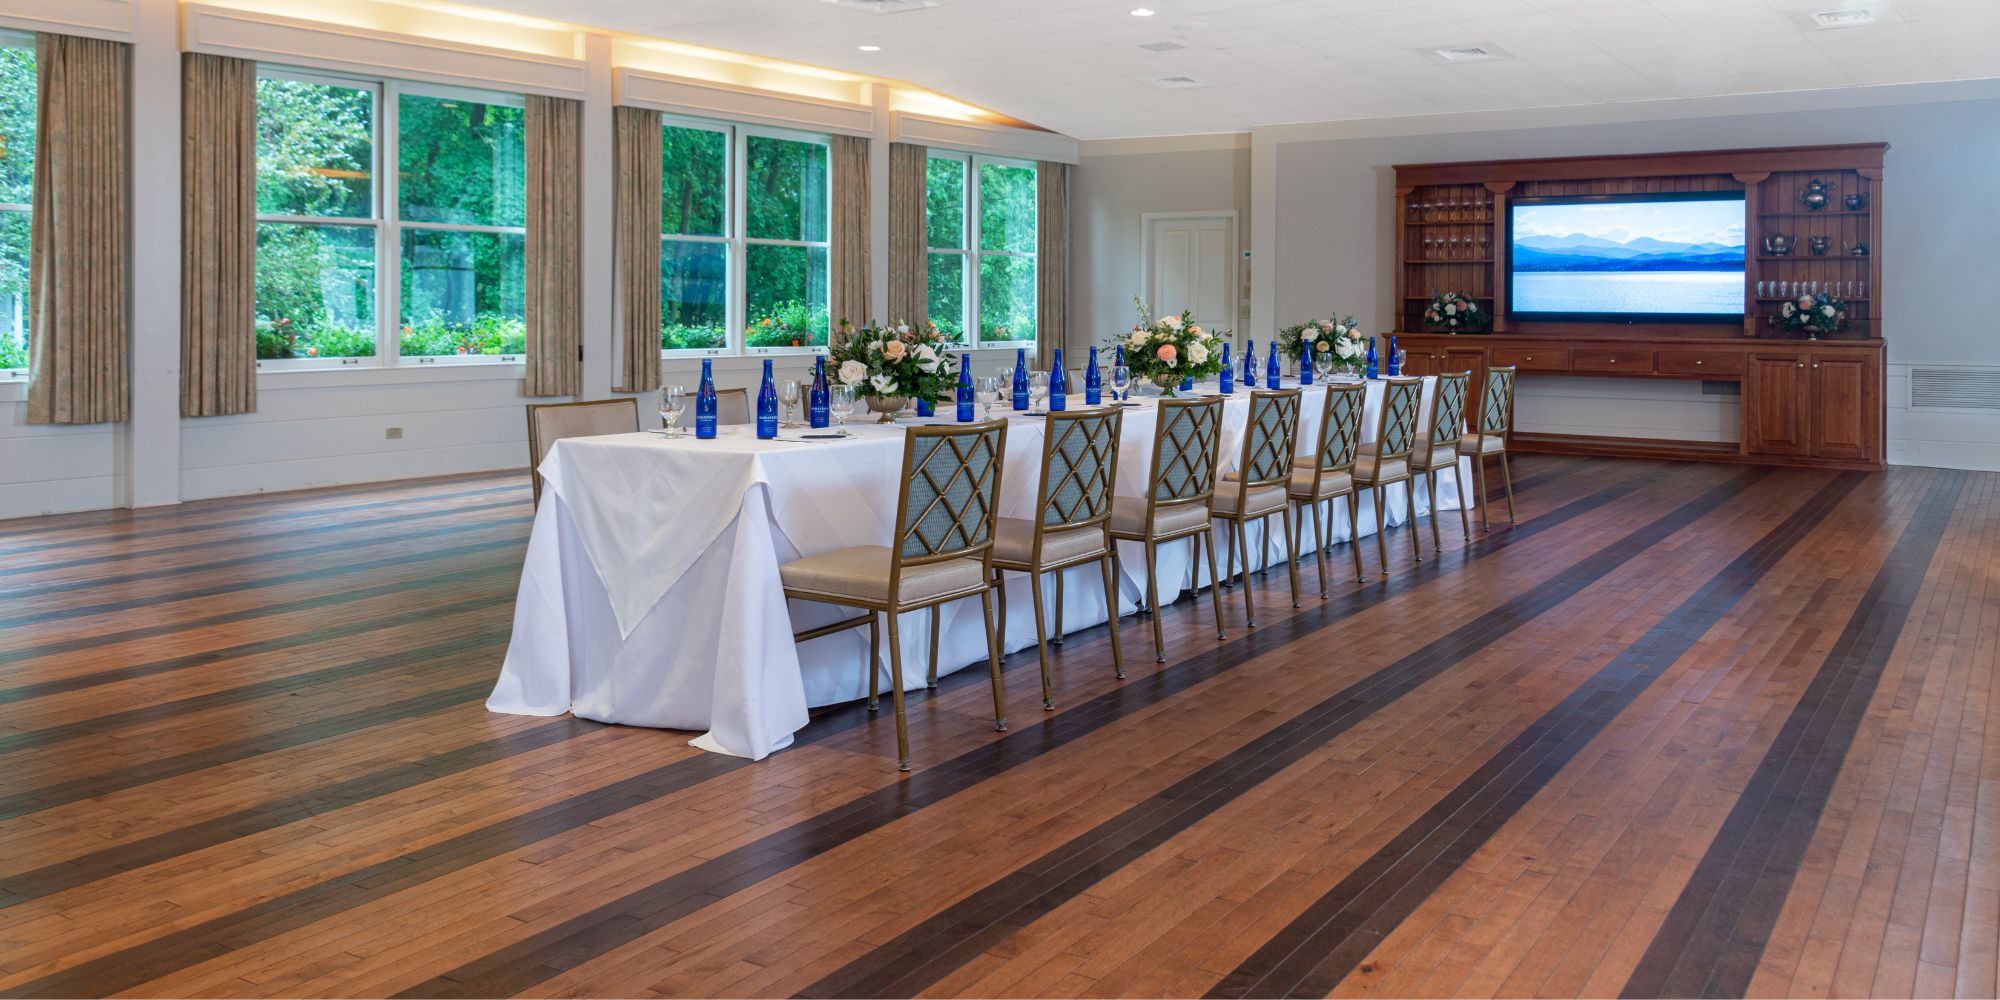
left=1799, top=177, right=1833, bottom=212
left=1764, top=233, right=1797, bottom=256
left=1844, top=192, right=1868, bottom=211
left=1846, top=241, right=1870, bottom=256
left=1808, top=235, right=1831, bottom=256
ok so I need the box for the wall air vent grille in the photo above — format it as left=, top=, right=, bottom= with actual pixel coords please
left=1910, top=366, right=2000, bottom=410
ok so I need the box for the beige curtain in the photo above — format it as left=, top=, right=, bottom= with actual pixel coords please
left=613, top=106, right=662, bottom=394
left=886, top=142, right=928, bottom=327
left=180, top=53, right=256, bottom=418
left=829, top=134, right=871, bottom=333
left=524, top=96, right=582, bottom=397
left=27, top=33, right=129, bottom=425
left=1035, top=161, right=1070, bottom=371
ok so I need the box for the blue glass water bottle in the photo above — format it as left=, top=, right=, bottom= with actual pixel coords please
left=1387, top=335, right=1401, bottom=376
left=1084, top=346, right=1102, bottom=405
left=1365, top=337, right=1379, bottom=379
left=756, top=358, right=778, bottom=439
left=1265, top=344, right=1281, bottom=389
left=1049, top=348, right=1067, bottom=411
left=956, top=354, right=975, bottom=421
left=1299, top=344, right=1315, bottom=387
left=695, top=358, right=718, bottom=439
left=1242, top=339, right=1257, bottom=388
left=1011, top=347, right=1029, bottom=411
left=1219, top=342, right=1234, bottom=394
left=809, top=356, right=830, bottom=428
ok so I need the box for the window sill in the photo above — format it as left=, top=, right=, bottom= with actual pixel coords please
left=258, top=361, right=526, bottom=390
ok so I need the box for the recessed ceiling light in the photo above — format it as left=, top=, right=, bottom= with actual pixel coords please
left=1810, top=7, right=1879, bottom=28
left=857, top=44, right=882, bottom=51
left=1131, top=8, right=1156, bottom=16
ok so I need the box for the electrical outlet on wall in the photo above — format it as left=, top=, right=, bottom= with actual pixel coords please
left=385, top=427, right=404, bottom=440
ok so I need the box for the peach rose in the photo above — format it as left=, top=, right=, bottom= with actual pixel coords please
left=882, top=340, right=907, bottom=361
left=1155, top=343, right=1178, bottom=364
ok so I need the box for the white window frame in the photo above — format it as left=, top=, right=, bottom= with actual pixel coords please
left=926, top=152, right=1038, bottom=352
left=253, top=67, right=528, bottom=372
left=659, top=115, right=831, bottom=361
left=923, top=152, right=970, bottom=347
left=0, top=34, right=35, bottom=380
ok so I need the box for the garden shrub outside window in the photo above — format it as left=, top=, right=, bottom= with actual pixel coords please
left=660, top=117, right=830, bottom=357
left=255, top=68, right=527, bottom=369
left=925, top=152, right=1036, bottom=348
left=0, top=38, right=35, bottom=376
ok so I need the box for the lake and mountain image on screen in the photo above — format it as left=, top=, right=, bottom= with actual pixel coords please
left=1510, top=198, right=1745, bottom=317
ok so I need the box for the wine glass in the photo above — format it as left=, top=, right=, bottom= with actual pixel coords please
left=1395, top=349, right=1408, bottom=373
left=779, top=378, right=802, bottom=428
left=658, top=385, right=686, bottom=437
left=976, top=376, right=1002, bottom=420
left=1111, top=365, right=1131, bottom=402
left=830, top=385, right=857, bottom=435
left=1028, top=371, right=1050, bottom=414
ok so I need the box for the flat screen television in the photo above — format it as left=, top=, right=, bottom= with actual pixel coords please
left=1507, top=192, right=1746, bottom=324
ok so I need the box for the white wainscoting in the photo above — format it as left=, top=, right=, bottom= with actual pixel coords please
left=0, top=392, right=120, bottom=519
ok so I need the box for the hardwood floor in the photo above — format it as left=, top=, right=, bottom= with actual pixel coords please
left=0, top=458, right=1992, bottom=998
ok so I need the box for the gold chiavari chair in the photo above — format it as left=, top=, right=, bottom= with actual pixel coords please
left=1108, top=395, right=1229, bottom=663
left=992, top=408, right=1126, bottom=705
left=1409, top=370, right=1473, bottom=553
left=779, top=420, right=1009, bottom=771
left=1214, top=388, right=1305, bottom=625
left=675, top=387, right=751, bottom=427
left=1288, top=381, right=1366, bottom=595
left=1352, top=375, right=1424, bottom=573
left=1460, top=365, right=1519, bottom=527
left=524, top=398, right=640, bottom=505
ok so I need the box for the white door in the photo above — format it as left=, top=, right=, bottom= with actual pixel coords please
left=1145, top=214, right=1236, bottom=335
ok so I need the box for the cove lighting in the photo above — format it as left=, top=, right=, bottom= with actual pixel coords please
left=1131, top=8, right=1156, bottom=16
left=858, top=44, right=882, bottom=51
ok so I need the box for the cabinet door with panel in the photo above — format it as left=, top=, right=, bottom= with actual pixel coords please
left=1809, top=354, right=1877, bottom=462
left=1743, top=353, right=1811, bottom=458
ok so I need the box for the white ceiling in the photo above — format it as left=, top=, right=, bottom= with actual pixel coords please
left=468, top=0, right=2000, bottom=139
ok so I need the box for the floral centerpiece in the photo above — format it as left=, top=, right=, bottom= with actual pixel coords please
left=1422, top=291, right=1488, bottom=332
left=1114, top=297, right=1225, bottom=396
left=1777, top=292, right=1847, bottom=339
left=1276, top=315, right=1365, bottom=374
left=826, top=320, right=960, bottom=420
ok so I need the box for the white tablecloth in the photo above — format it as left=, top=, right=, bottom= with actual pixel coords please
left=489, top=379, right=1473, bottom=759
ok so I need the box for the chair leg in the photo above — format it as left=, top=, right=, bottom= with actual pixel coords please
left=1203, top=528, right=1227, bottom=641
left=1144, top=539, right=1166, bottom=663
left=994, top=568, right=1008, bottom=654
left=1405, top=478, right=1422, bottom=563
left=886, top=611, right=911, bottom=771
left=1475, top=452, right=1491, bottom=530
left=1052, top=569, right=1065, bottom=648
left=1099, top=554, right=1126, bottom=679
left=1425, top=469, right=1442, bottom=553
left=1346, top=493, right=1363, bottom=582
left=1221, top=517, right=1237, bottom=590
left=1278, top=509, right=1302, bottom=609
left=926, top=605, right=940, bottom=689
left=1309, top=498, right=1329, bottom=599
left=1372, top=484, right=1388, bottom=576
left=1500, top=449, right=1517, bottom=524
left=867, top=612, right=881, bottom=713
left=1234, top=517, right=1256, bottom=628
left=980, top=588, right=1006, bottom=733
left=1028, top=570, right=1053, bottom=711
left=1455, top=464, right=1471, bottom=541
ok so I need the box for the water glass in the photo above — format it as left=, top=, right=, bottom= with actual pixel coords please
left=778, top=379, right=802, bottom=427
left=1028, top=371, right=1050, bottom=414
left=830, top=385, right=857, bottom=434
left=976, top=376, right=1002, bottom=419
left=1111, top=365, right=1131, bottom=401
left=658, top=385, right=686, bottom=437
left=1395, top=349, right=1408, bottom=373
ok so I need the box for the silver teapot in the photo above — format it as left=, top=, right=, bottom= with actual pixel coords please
left=1764, top=233, right=1797, bottom=256
left=1800, top=177, right=1833, bottom=212
left=1846, top=241, right=1870, bottom=256
left=1808, top=235, right=1830, bottom=256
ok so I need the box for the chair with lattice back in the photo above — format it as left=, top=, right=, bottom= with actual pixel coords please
left=779, top=419, right=1009, bottom=771
left=1353, top=376, right=1425, bottom=574
left=1213, top=388, right=1304, bottom=626
left=1108, top=395, right=1229, bottom=664
left=1459, top=365, right=1518, bottom=528
left=991, top=408, right=1126, bottom=707
left=1288, top=382, right=1367, bottom=594
left=1410, top=370, right=1473, bottom=553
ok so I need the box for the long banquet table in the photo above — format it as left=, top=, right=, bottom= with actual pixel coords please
left=489, top=378, right=1473, bottom=759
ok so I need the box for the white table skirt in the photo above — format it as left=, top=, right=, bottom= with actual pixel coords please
left=489, top=379, right=1473, bottom=759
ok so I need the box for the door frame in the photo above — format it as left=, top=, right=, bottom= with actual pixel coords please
left=1140, top=210, right=1240, bottom=336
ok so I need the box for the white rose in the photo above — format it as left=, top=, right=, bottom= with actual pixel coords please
left=914, top=343, right=940, bottom=372
left=1821, top=305, right=1836, bottom=318
left=1127, top=329, right=1148, bottom=349
left=1444, top=303, right=1458, bottom=316
left=1162, top=315, right=1184, bottom=330
left=1187, top=341, right=1209, bottom=366
left=870, top=373, right=898, bottom=395
left=1335, top=337, right=1360, bottom=360
left=1782, top=302, right=1796, bottom=317
left=895, top=324, right=910, bottom=335
left=838, top=359, right=869, bottom=385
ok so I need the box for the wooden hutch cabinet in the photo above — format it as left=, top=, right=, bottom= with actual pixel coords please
left=1389, top=144, right=1887, bottom=471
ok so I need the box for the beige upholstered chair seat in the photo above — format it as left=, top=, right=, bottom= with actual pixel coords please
left=1353, top=452, right=1409, bottom=483
left=1409, top=437, right=1463, bottom=470
left=1209, top=483, right=1290, bottom=517
left=779, top=546, right=986, bottom=605
left=1459, top=432, right=1505, bottom=455
left=992, top=517, right=1108, bottom=566
left=1111, top=496, right=1212, bottom=536
left=1288, top=469, right=1354, bottom=500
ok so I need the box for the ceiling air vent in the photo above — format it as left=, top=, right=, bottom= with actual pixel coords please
left=1433, top=45, right=1503, bottom=62
left=1910, top=366, right=2000, bottom=410
left=1150, top=74, right=1206, bottom=90
left=1810, top=7, right=1879, bottom=28
left=819, top=0, right=939, bottom=13
left=1140, top=40, right=1188, bottom=52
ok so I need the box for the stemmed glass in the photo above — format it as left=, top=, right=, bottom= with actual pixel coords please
left=658, top=385, right=686, bottom=437
left=1028, top=371, right=1050, bottom=414
left=1395, top=349, right=1408, bottom=373
left=976, top=376, right=1002, bottom=420
left=830, top=385, right=856, bottom=435
left=779, top=378, right=802, bottom=428
left=1111, top=364, right=1131, bottom=402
